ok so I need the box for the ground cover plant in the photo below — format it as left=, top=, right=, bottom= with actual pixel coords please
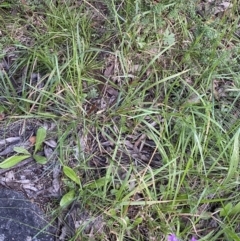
left=0, top=0, right=240, bottom=240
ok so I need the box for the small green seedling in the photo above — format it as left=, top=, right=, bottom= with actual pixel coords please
left=0, top=127, right=47, bottom=169
left=59, top=166, right=82, bottom=207
left=0, top=155, right=31, bottom=169
left=63, top=166, right=81, bottom=186
left=33, top=127, right=47, bottom=164
left=220, top=202, right=240, bottom=217
left=60, top=190, right=75, bottom=207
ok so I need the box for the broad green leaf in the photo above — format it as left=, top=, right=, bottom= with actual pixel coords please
left=0, top=155, right=30, bottom=169
left=85, top=177, right=110, bottom=189
left=63, top=166, right=80, bottom=185
left=132, top=217, right=143, bottom=227
left=14, top=147, right=30, bottom=155
left=33, top=154, right=47, bottom=164
left=108, top=208, right=117, bottom=216
left=0, top=106, right=4, bottom=113
left=229, top=202, right=240, bottom=216
left=220, top=202, right=233, bottom=217
left=223, top=226, right=240, bottom=240
left=226, top=130, right=239, bottom=182
left=0, top=3, right=12, bottom=8
left=35, top=127, right=47, bottom=153
left=60, top=190, right=75, bottom=207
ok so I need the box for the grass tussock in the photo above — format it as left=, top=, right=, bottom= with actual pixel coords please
left=0, top=0, right=240, bottom=240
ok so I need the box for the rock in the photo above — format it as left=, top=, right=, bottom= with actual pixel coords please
left=0, top=188, right=56, bottom=241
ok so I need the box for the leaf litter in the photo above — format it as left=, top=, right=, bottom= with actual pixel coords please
left=0, top=119, right=61, bottom=199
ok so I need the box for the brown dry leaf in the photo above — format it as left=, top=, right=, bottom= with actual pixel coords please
left=0, top=113, right=5, bottom=121
left=105, top=86, right=119, bottom=97
left=219, top=2, right=232, bottom=9
left=0, top=137, right=21, bottom=146
left=129, top=64, right=143, bottom=74
left=22, top=183, right=38, bottom=192
left=29, top=136, right=36, bottom=145
left=186, top=93, right=201, bottom=104
left=103, top=64, right=114, bottom=77
left=44, top=145, right=54, bottom=159
left=52, top=169, right=61, bottom=193
left=214, top=2, right=232, bottom=15
left=4, top=171, right=15, bottom=182
left=0, top=141, right=30, bottom=156
left=44, top=139, right=57, bottom=148
left=78, top=133, right=88, bottom=153
left=21, top=0, right=27, bottom=5
left=52, top=178, right=60, bottom=193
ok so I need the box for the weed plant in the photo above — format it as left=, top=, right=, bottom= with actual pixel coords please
left=0, top=0, right=240, bottom=240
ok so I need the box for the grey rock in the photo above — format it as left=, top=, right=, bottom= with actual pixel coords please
left=0, top=188, right=56, bottom=241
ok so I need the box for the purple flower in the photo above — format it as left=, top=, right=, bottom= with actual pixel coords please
left=168, top=234, right=180, bottom=241
left=167, top=234, right=197, bottom=241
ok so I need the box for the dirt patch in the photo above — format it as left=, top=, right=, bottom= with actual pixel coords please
left=0, top=118, right=61, bottom=202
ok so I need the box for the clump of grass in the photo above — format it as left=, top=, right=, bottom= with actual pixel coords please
left=0, top=0, right=240, bottom=240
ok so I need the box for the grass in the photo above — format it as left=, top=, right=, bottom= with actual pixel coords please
left=0, top=0, right=240, bottom=240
